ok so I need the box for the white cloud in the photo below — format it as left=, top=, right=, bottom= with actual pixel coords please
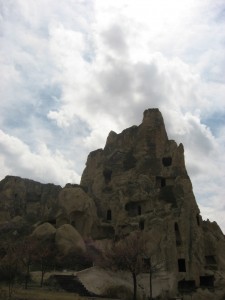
left=0, top=130, right=80, bottom=186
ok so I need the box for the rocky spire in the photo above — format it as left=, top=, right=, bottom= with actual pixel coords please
left=81, top=108, right=225, bottom=293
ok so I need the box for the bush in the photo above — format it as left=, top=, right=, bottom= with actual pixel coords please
left=16, top=271, right=32, bottom=285
left=105, top=285, right=133, bottom=300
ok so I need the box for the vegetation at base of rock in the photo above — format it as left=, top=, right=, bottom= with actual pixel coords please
left=105, top=232, right=145, bottom=300
left=93, top=231, right=164, bottom=300
left=104, top=285, right=133, bottom=300
left=0, top=234, right=93, bottom=297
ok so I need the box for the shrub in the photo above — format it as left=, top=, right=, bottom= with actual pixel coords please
left=105, top=285, right=133, bottom=300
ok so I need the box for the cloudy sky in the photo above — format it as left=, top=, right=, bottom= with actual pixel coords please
left=0, top=0, right=225, bottom=231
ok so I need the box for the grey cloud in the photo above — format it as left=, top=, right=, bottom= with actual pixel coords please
left=99, top=63, right=133, bottom=97
left=175, top=117, right=215, bottom=156
left=135, top=62, right=166, bottom=105
left=102, top=24, right=128, bottom=55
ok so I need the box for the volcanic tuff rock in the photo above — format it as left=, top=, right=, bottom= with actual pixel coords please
left=55, top=224, right=86, bottom=256
left=0, top=177, right=98, bottom=257
left=56, top=185, right=97, bottom=237
left=80, top=108, right=225, bottom=293
left=32, top=222, right=56, bottom=241
left=0, top=108, right=225, bottom=297
left=81, top=108, right=195, bottom=235
left=0, top=175, right=61, bottom=224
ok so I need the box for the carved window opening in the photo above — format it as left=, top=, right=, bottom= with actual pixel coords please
left=103, top=169, right=112, bottom=184
left=175, top=222, right=182, bottom=246
left=178, top=280, right=196, bottom=292
left=200, top=275, right=214, bottom=288
left=139, top=220, right=145, bottom=230
left=125, top=202, right=141, bottom=217
left=162, top=157, right=172, bottom=167
left=196, top=214, right=200, bottom=226
left=107, top=209, right=112, bottom=221
left=156, top=176, right=166, bottom=188
left=178, top=259, right=186, bottom=272
left=138, top=205, right=142, bottom=215
left=161, top=178, right=166, bottom=187
left=205, top=255, right=217, bottom=265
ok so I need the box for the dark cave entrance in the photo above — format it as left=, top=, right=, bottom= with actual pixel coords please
left=107, top=209, right=112, bottom=221
left=125, top=202, right=142, bottom=217
left=103, top=169, right=112, bottom=184
left=156, top=176, right=166, bottom=188
left=162, top=157, right=172, bottom=167
left=138, top=205, right=142, bottom=215
left=178, top=259, right=186, bottom=272
left=178, top=280, right=196, bottom=292
left=200, top=275, right=214, bottom=288
left=196, top=214, right=200, bottom=226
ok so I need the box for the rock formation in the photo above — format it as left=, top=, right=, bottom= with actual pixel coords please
left=0, top=175, right=61, bottom=224
left=56, top=185, right=97, bottom=237
left=0, top=177, right=97, bottom=257
left=0, top=108, right=225, bottom=298
left=80, top=108, right=225, bottom=295
left=55, top=224, right=86, bottom=256
left=32, top=222, right=56, bottom=241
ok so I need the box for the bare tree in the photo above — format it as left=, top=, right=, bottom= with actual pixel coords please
left=0, top=240, right=21, bottom=299
left=142, top=255, right=165, bottom=300
left=35, top=240, right=56, bottom=287
left=18, top=237, right=38, bottom=289
left=97, top=230, right=164, bottom=300
left=142, top=231, right=164, bottom=300
left=102, top=231, right=146, bottom=300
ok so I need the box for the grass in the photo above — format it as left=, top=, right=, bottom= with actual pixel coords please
left=0, top=285, right=87, bottom=300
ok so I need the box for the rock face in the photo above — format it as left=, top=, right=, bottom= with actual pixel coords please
left=0, top=175, right=61, bottom=224
left=56, top=185, right=97, bottom=237
left=0, top=176, right=98, bottom=237
left=32, top=222, right=56, bottom=241
left=55, top=224, right=86, bottom=256
left=0, top=177, right=97, bottom=258
left=81, top=108, right=225, bottom=293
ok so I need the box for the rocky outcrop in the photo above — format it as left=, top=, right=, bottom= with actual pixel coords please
left=0, top=176, right=98, bottom=239
left=32, top=222, right=56, bottom=241
left=56, top=185, right=97, bottom=237
left=0, top=178, right=98, bottom=258
left=80, top=108, right=225, bottom=296
left=55, top=224, right=86, bottom=256
left=0, top=175, right=61, bottom=224
left=31, top=222, right=87, bottom=258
